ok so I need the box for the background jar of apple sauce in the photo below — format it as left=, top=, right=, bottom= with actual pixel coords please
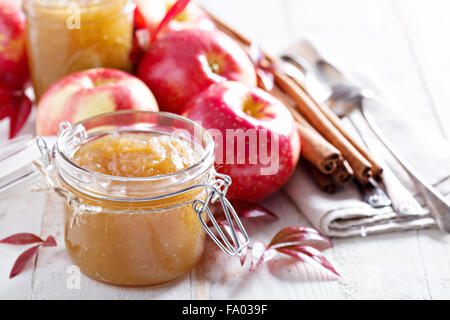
left=23, top=0, right=135, bottom=101
left=50, top=111, right=248, bottom=286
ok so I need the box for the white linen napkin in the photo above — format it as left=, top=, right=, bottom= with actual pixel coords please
left=284, top=77, right=450, bottom=238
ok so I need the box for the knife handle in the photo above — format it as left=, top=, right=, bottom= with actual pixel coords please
left=380, top=159, right=424, bottom=216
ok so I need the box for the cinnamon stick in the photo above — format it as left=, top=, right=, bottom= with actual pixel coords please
left=332, top=160, right=354, bottom=185
left=297, top=123, right=342, bottom=174
left=289, top=76, right=384, bottom=180
left=275, top=72, right=373, bottom=183
left=271, top=86, right=342, bottom=174
left=304, top=160, right=337, bottom=194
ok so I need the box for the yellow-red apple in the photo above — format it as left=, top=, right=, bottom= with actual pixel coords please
left=137, top=29, right=257, bottom=115
left=36, top=68, right=158, bottom=136
left=183, top=81, right=301, bottom=202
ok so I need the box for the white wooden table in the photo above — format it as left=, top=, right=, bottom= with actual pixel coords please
left=1, top=0, right=450, bottom=300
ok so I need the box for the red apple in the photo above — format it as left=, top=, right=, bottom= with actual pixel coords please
left=0, top=0, right=28, bottom=90
left=135, top=0, right=215, bottom=36
left=137, top=29, right=257, bottom=115
left=36, top=68, right=159, bottom=136
left=183, top=81, right=301, bottom=202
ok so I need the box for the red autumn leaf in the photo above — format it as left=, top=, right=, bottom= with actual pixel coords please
left=133, top=4, right=147, bottom=30
left=277, top=245, right=341, bottom=278
left=2, top=233, right=58, bottom=278
left=230, top=200, right=279, bottom=220
left=217, top=220, right=248, bottom=266
left=0, top=86, right=15, bottom=121
left=0, top=233, right=44, bottom=245
left=250, top=241, right=277, bottom=272
left=0, top=91, right=14, bottom=108
left=9, top=244, right=41, bottom=278
left=270, top=226, right=323, bottom=245
left=42, top=235, right=57, bottom=247
left=151, top=0, right=191, bottom=43
left=0, top=82, right=23, bottom=123
left=271, top=232, right=332, bottom=252
left=269, top=226, right=332, bottom=252
left=0, top=102, right=11, bottom=121
left=8, top=94, right=32, bottom=139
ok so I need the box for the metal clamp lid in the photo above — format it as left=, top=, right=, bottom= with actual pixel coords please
left=193, top=172, right=249, bottom=256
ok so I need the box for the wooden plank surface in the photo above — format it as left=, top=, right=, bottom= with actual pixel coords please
left=0, top=0, right=449, bottom=299
left=393, top=0, right=450, bottom=299
left=393, top=0, right=450, bottom=139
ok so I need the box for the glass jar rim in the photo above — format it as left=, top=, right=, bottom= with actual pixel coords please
left=23, top=0, right=136, bottom=23
left=23, top=0, right=131, bottom=9
left=54, top=110, right=216, bottom=201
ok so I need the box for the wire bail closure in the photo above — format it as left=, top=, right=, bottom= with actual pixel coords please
left=193, top=172, right=249, bottom=257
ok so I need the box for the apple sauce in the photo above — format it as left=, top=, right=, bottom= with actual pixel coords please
left=63, top=131, right=210, bottom=286
left=23, top=0, right=135, bottom=101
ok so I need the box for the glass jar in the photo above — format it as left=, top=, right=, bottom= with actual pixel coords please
left=23, top=0, right=135, bottom=101
left=48, top=111, right=248, bottom=286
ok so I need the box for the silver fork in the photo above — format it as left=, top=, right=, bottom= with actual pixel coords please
left=328, top=85, right=450, bottom=231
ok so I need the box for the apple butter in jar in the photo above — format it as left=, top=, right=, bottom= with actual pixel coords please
left=23, top=0, right=135, bottom=101
left=53, top=111, right=248, bottom=286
